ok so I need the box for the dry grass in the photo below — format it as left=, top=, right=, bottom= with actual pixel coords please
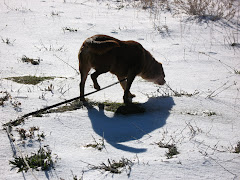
left=234, top=142, right=240, bottom=153
left=6, top=76, right=54, bottom=85
left=173, top=0, right=237, bottom=21
left=137, top=0, right=237, bottom=21
left=88, top=158, right=133, bottom=175
left=155, top=141, right=180, bottom=158
left=21, top=55, right=40, bottom=65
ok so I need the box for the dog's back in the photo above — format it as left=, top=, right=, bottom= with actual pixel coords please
left=78, top=34, right=145, bottom=77
left=82, top=35, right=121, bottom=55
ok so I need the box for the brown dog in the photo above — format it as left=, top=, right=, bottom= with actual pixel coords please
left=78, top=34, right=165, bottom=104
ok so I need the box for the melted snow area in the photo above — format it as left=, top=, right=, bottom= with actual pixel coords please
left=0, top=0, right=240, bottom=179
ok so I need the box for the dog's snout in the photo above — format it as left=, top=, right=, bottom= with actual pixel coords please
left=155, top=77, right=165, bottom=85
left=162, top=79, right=166, bottom=85
left=159, top=79, right=166, bottom=85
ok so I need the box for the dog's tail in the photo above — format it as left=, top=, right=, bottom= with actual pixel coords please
left=84, top=37, right=120, bottom=55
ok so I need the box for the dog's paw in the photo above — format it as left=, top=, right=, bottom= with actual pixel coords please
left=80, top=97, right=86, bottom=102
left=129, top=92, right=136, bottom=98
left=123, top=96, right=132, bottom=104
left=93, top=84, right=101, bottom=90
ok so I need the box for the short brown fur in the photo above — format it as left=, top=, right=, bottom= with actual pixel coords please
left=78, top=34, right=165, bottom=104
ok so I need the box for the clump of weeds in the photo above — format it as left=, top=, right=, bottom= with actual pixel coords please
left=183, top=110, right=216, bottom=117
left=155, top=141, right=180, bottom=159
left=173, top=0, right=237, bottom=21
left=16, top=126, right=45, bottom=142
left=9, top=146, right=57, bottom=172
left=6, top=76, right=54, bottom=85
left=202, top=110, right=217, bottom=116
left=0, top=91, right=11, bottom=106
left=233, top=142, right=240, bottom=153
left=0, top=91, right=21, bottom=111
left=63, top=27, right=78, bottom=33
left=35, top=41, right=66, bottom=52
left=234, top=70, right=240, bottom=74
left=47, top=99, right=84, bottom=114
left=47, top=99, right=143, bottom=114
left=152, top=84, right=199, bottom=97
left=21, top=55, right=41, bottom=65
left=51, top=10, right=60, bottom=16
left=86, top=158, right=133, bottom=175
left=85, top=135, right=105, bottom=151
left=165, top=144, right=180, bottom=159
left=44, top=84, right=54, bottom=92
left=1, top=37, right=15, bottom=45
left=71, top=170, right=84, bottom=180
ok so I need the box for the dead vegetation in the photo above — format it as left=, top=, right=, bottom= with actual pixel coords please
left=46, top=99, right=145, bottom=115
left=21, top=55, right=41, bottom=65
left=0, top=91, right=21, bottom=110
left=5, top=76, right=54, bottom=85
left=0, top=91, right=11, bottom=106
left=84, top=135, right=105, bottom=151
left=155, top=141, right=180, bottom=158
left=1, top=37, right=15, bottom=45
left=173, top=0, right=237, bottom=21
left=9, top=146, right=56, bottom=173
left=234, top=142, right=240, bottom=153
left=138, top=0, right=238, bottom=21
left=84, top=158, right=133, bottom=175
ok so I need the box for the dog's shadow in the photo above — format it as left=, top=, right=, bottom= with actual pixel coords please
left=86, top=97, right=175, bottom=153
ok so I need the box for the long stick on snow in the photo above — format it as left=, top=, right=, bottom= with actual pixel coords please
left=5, top=78, right=127, bottom=126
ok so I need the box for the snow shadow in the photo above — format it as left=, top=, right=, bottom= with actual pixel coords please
left=87, top=97, right=175, bottom=153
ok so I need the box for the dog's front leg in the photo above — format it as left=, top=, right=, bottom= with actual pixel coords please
left=117, top=76, right=136, bottom=98
left=123, top=73, right=136, bottom=104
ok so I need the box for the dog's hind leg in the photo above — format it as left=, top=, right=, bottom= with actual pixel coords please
left=79, top=66, right=91, bottom=102
left=91, top=70, right=107, bottom=90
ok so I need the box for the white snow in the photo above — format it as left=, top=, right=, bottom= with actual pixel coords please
left=0, top=0, right=240, bottom=179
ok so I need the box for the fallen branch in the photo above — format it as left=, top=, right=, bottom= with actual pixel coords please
left=3, top=78, right=127, bottom=127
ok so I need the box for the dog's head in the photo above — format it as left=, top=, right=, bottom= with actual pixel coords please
left=148, top=61, right=165, bottom=85
left=140, top=60, right=166, bottom=85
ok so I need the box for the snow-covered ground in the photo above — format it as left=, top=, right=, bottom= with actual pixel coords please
left=0, top=0, right=240, bottom=179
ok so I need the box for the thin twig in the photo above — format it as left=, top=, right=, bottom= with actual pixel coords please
left=206, top=82, right=228, bottom=98
left=206, top=81, right=236, bottom=98
left=199, top=150, right=237, bottom=179
left=199, top=52, right=238, bottom=73
left=54, top=54, right=79, bottom=75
